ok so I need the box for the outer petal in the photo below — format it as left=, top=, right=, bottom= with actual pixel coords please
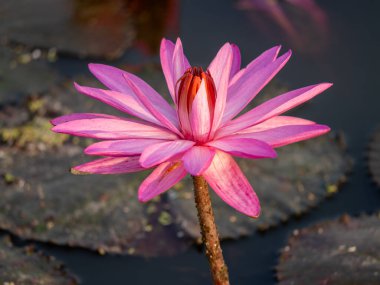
left=84, top=139, right=168, bottom=157
left=208, top=43, right=234, bottom=134
left=234, top=124, right=330, bottom=148
left=189, top=80, right=212, bottom=142
left=206, top=137, right=277, bottom=159
left=239, top=116, right=315, bottom=133
left=218, top=83, right=332, bottom=137
left=139, top=140, right=195, bottom=168
left=172, top=38, right=191, bottom=100
left=230, top=44, right=241, bottom=79
left=203, top=151, right=261, bottom=217
left=123, top=75, right=181, bottom=136
left=72, top=157, right=144, bottom=175
left=182, top=146, right=215, bottom=176
left=88, top=63, right=178, bottom=126
left=74, top=83, right=158, bottom=124
left=230, top=45, right=281, bottom=86
left=52, top=118, right=178, bottom=140
left=222, top=50, right=292, bottom=124
left=51, top=113, right=119, bottom=126
left=160, top=38, right=176, bottom=100
left=138, top=161, right=187, bottom=202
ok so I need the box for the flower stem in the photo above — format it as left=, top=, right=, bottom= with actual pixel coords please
left=192, top=176, right=230, bottom=285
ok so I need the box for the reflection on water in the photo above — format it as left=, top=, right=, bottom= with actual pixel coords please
left=74, top=0, right=179, bottom=55
left=237, top=0, right=329, bottom=54
left=0, top=0, right=178, bottom=58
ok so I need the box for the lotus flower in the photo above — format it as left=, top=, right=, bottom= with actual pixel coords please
left=52, top=38, right=331, bottom=217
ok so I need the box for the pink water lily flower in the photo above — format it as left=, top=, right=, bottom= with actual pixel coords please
left=52, top=38, right=331, bottom=217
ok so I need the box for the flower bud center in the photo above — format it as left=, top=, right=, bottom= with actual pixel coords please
left=176, top=67, right=216, bottom=115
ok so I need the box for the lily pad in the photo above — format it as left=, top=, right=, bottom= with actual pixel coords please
left=0, top=236, right=77, bottom=285
left=368, top=129, right=380, bottom=187
left=276, top=213, right=380, bottom=285
left=0, top=46, right=61, bottom=103
left=168, top=134, right=352, bottom=239
left=0, top=0, right=135, bottom=59
left=0, top=145, right=190, bottom=257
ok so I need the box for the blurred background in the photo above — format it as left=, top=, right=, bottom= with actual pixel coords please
left=0, top=0, right=379, bottom=284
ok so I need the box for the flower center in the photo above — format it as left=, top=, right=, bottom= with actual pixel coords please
left=176, top=67, right=216, bottom=139
left=176, top=67, right=216, bottom=114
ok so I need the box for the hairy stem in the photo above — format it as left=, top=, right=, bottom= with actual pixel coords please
left=192, top=175, right=230, bottom=285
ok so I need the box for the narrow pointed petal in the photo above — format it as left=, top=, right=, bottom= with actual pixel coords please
left=73, top=156, right=144, bottom=175
left=219, top=83, right=332, bottom=136
left=74, top=83, right=158, bottom=124
left=160, top=38, right=176, bottom=100
left=182, top=146, right=215, bottom=176
left=123, top=75, right=181, bottom=136
left=230, top=44, right=241, bottom=79
left=235, top=124, right=330, bottom=148
left=230, top=45, right=281, bottom=86
left=122, top=69, right=179, bottom=126
left=51, top=113, right=119, bottom=126
left=88, top=64, right=178, bottom=125
left=239, top=116, right=315, bottom=133
left=189, top=80, right=212, bottom=141
left=206, top=137, right=277, bottom=159
left=208, top=43, right=233, bottom=133
left=203, top=151, right=261, bottom=217
left=85, top=139, right=168, bottom=157
left=88, top=63, right=135, bottom=94
left=172, top=38, right=191, bottom=95
left=140, top=140, right=195, bottom=168
left=138, top=161, right=187, bottom=202
left=222, top=50, right=292, bottom=124
left=52, top=118, right=178, bottom=140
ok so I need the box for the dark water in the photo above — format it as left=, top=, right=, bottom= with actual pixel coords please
left=8, top=0, right=380, bottom=284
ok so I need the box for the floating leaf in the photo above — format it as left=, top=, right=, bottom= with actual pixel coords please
left=0, top=0, right=135, bottom=59
left=276, top=213, right=380, bottom=285
left=0, top=236, right=77, bottom=285
left=0, top=46, right=61, bottom=103
left=168, top=134, right=352, bottom=239
left=0, top=145, right=190, bottom=257
left=368, top=129, right=380, bottom=187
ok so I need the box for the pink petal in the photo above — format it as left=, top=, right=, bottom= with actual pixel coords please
left=222, top=50, right=292, bottom=124
left=88, top=63, right=135, bottom=94
left=234, top=124, right=330, bottom=148
left=51, top=113, right=119, bottom=126
left=84, top=139, right=168, bottom=157
left=208, top=43, right=234, bottom=134
left=74, top=83, right=158, bottom=124
left=138, top=161, right=187, bottom=202
left=230, top=44, right=241, bottom=79
left=206, top=137, right=277, bottom=159
left=203, top=151, right=261, bottom=217
left=52, top=118, right=178, bottom=140
left=182, top=146, right=216, bottom=176
left=239, top=116, right=315, bottom=133
left=73, top=156, right=144, bottom=174
left=219, top=83, right=332, bottom=136
left=123, top=75, right=181, bottom=136
left=139, top=140, right=195, bottom=168
left=88, top=64, right=178, bottom=126
left=160, top=38, right=176, bottom=100
left=172, top=38, right=191, bottom=102
left=189, top=80, right=212, bottom=142
left=230, top=45, right=281, bottom=86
